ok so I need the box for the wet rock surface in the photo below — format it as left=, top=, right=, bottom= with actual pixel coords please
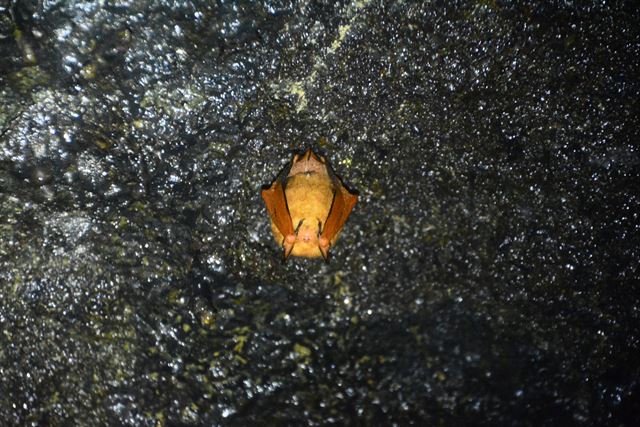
left=1, top=1, right=639, bottom=425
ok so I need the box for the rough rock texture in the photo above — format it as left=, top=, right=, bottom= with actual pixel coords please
left=1, top=1, right=638, bottom=425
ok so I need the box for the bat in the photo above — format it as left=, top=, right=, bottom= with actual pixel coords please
left=261, top=148, right=358, bottom=262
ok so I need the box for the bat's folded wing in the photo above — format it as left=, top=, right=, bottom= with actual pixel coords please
left=319, top=185, right=357, bottom=260
left=261, top=179, right=295, bottom=250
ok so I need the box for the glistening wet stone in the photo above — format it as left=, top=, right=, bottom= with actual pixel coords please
left=1, top=1, right=639, bottom=425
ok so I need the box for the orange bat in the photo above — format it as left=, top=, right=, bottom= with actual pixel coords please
left=261, top=148, right=357, bottom=262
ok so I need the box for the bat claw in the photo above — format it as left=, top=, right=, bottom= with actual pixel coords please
left=319, top=246, right=330, bottom=263
left=282, top=235, right=296, bottom=262
left=319, top=237, right=330, bottom=263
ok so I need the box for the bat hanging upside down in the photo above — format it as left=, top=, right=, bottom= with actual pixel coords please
left=261, top=148, right=358, bottom=262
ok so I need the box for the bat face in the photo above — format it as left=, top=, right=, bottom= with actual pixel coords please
left=261, top=148, right=357, bottom=262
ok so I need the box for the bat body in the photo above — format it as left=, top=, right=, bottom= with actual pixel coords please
left=261, top=148, right=357, bottom=262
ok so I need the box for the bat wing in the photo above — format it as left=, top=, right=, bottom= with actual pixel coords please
left=261, top=171, right=296, bottom=260
left=319, top=184, right=357, bottom=262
